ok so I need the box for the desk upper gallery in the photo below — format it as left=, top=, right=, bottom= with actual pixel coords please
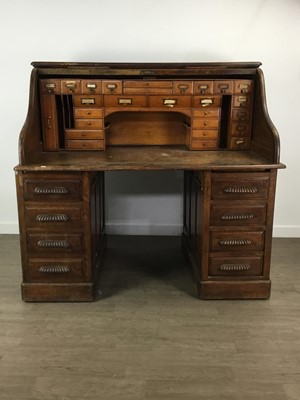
left=14, top=62, right=285, bottom=301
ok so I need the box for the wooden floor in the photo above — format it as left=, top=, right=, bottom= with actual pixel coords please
left=0, top=235, right=300, bottom=400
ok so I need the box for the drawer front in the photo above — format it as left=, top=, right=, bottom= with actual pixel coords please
left=214, top=80, right=233, bottom=95
left=73, top=95, right=102, bottom=108
left=24, top=176, right=82, bottom=202
left=28, top=258, right=86, bottom=282
left=173, top=81, right=193, bottom=95
left=193, top=96, right=222, bottom=108
left=149, top=96, right=191, bottom=108
left=210, top=204, right=267, bottom=226
left=65, top=129, right=104, bottom=140
left=231, top=109, right=250, bottom=122
left=102, top=80, right=122, bottom=94
left=74, top=108, right=103, bottom=118
left=81, top=79, right=102, bottom=94
left=232, top=95, right=251, bottom=108
left=103, top=95, right=147, bottom=107
left=229, top=137, right=250, bottom=149
left=123, top=80, right=173, bottom=95
left=193, top=119, right=219, bottom=129
left=40, top=79, right=61, bottom=95
left=25, top=205, right=82, bottom=229
left=210, top=231, right=265, bottom=252
left=234, top=80, right=253, bottom=94
left=192, top=130, right=219, bottom=139
left=193, top=81, right=214, bottom=95
left=61, top=80, right=81, bottom=94
left=193, top=109, right=220, bottom=118
left=230, top=122, right=250, bottom=136
left=209, top=256, right=263, bottom=277
left=74, top=119, right=103, bottom=130
left=212, top=173, right=270, bottom=200
left=27, top=234, right=84, bottom=255
left=65, top=139, right=104, bottom=150
left=190, top=139, right=219, bottom=150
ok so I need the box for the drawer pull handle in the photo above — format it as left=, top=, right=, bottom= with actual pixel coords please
left=38, top=265, right=71, bottom=274
left=81, top=98, right=95, bottom=105
left=34, top=186, right=69, bottom=195
left=220, top=213, right=255, bottom=221
left=163, top=99, right=177, bottom=107
left=200, top=98, right=213, bottom=107
left=47, top=117, right=52, bottom=129
left=118, top=98, right=132, bottom=105
left=219, top=263, right=251, bottom=272
left=37, top=239, right=70, bottom=248
left=86, top=83, right=97, bottom=90
left=223, top=186, right=258, bottom=194
left=178, top=84, right=188, bottom=94
left=107, top=83, right=117, bottom=92
left=65, top=81, right=76, bottom=91
left=219, top=239, right=252, bottom=246
left=36, top=214, right=69, bottom=222
left=45, top=83, right=56, bottom=93
left=235, top=139, right=245, bottom=145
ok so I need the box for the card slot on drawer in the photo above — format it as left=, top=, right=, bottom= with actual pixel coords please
left=28, top=258, right=86, bottom=282
left=214, top=80, right=233, bottom=95
left=212, top=173, right=269, bottom=199
left=193, top=81, right=214, bottom=95
left=25, top=205, right=82, bottom=229
left=210, top=231, right=265, bottom=252
left=27, top=234, right=84, bottom=255
left=73, top=95, right=102, bottom=107
left=234, top=80, right=253, bottom=94
left=231, top=109, right=250, bottom=122
left=149, top=96, right=191, bottom=108
left=24, top=176, right=82, bottom=201
left=193, top=96, right=221, bottom=108
left=103, top=95, right=147, bottom=107
left=75, top=119, right=103, bottom=130
left=210, top=204, right=267, bottom=226
left=173, top=81, right=193, bottom=95
left=209, top=256, right=263, bottom=277
left=81, top=79, right=102, bottom=94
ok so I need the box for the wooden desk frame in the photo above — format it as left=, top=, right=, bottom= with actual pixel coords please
left=14, top=62, right=285, bottom=301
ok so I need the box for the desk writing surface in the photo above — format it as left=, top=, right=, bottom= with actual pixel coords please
left=15, top=146, right=284, bottom=172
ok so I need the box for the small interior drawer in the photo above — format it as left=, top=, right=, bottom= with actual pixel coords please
left=74, top=119, right=103, bottom=130
left=74, top=108, right=103, bottom=119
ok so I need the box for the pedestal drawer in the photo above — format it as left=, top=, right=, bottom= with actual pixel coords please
left=25, top=205, right=82, bottom=229
left=209, top=256, right=263, bottom=277
left=27, top=258, right=86, bottom=282
left=210, top=231, right=265, bottom=252
left=27, top=233, right=84, bottom=255
left=24, top=175, right=82, bottom=202
left=210, top=204, right=267, bottom=226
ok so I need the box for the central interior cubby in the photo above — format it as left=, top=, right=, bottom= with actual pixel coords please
left=105, top=111, right=191, bottom=146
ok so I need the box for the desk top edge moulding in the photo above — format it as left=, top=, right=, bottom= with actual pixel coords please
left=15, top=61, right=285, bottom=301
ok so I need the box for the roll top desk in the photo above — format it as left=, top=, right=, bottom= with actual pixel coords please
left=15, top=62, right=285, bottom=301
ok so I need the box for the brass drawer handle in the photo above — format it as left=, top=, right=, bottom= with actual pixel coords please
left=37, top=239, right=70, bottom=248
left=45, top=83, right=56, bottom=93
left=218, top=239, right=252, bottom=246
left=66, top=81, right=76, bottom=91
left=107, top=83, right=117, bottom=92
left=86, top=83, right=97, bottom=91
left=163, top=99, right=177, bottom=107
left=118, top=98, right=132, bottom=105
left=38, top=265, right=71, bottom=273
left=200, top=98, right=213, bottom=107
left=219, top=263, right=251, bottom=272
left=34, top=186, right=69, bottom=195
left=223, top=186, right=258, bottom=194
left=178, top=84, right=188, bottom=94
left=235, top=139, right=245, bottom=145
left=220, top=213, right=255, bottom=221
left=36, top=214, right=69, bottom=222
